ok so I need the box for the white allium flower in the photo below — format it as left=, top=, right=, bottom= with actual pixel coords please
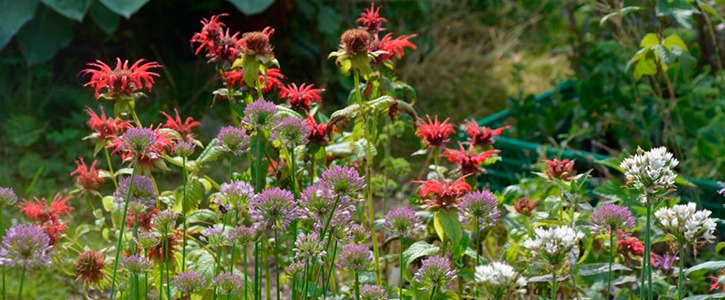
left=522, top=226, right=583, bottom=267
left=475, top=261, right=527, bottom=298
left=620, top=147, right=679, bottom=202
left=654, top=202, right=716, bottom=245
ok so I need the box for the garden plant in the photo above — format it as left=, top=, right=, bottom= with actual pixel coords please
left=1, top=2, right=725, bottom=300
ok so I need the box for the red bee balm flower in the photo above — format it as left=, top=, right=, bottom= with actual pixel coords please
left=416, top=115, right=455, bottom=148
left=305, top=115, right=334, bottom=145
left=82, top=58, right=161, bottom=99
left=378, top=33, right=417, bottom=61
left=709, top=271, right=725, bottom=292
left=161, top=109, right=201, bottom=142
left=544, top=158, right=576, bottom=181
left=86, top=107, right=130, bottom=141
left=20, top=194, right=74, bottom=224
left=222, top=68, right=284, bottom=93
left=443, top=142, right=500, bottom=176
left=414, top=177, right=471, bottom=210
left=148, top=232, right=181, bottom=262
left=280, top=83, right=325, bottom=111
left=190, top=14, right=227, bottom=55
left=463, top=119, right=509, bottom=147
left=357, top=2, right=387, bottom=33
left=70, top=158, right=105, bottom=192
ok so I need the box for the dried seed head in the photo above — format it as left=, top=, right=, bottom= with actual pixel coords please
left=341, top=29, right=372, bottom=54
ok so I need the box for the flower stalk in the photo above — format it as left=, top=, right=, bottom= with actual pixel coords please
left=110, top=158, right=139, bottom=299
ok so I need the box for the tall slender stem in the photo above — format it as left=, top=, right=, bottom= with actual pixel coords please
left=354, top=271, right=360, bottom=300
left=265, top=243, right=271, bottom=300
left=182, top=156, right=188, bottom=272
left=274, top=228, right=281, bottom=300
left=110, top=159, right=139, bottom=299
left=428, top=285, right=438, bottom=300
left=135, top=275, right=141, bottom=300
left=243, top=244, right=248, bottom=300
left=474, top=217, right=480, bottom=299
left=164, top=230, right=171, bottom=300
left=289, top=146, right=299, bottom=197
left=17, top=268, right=25, bottom=300
left=399, top=234, right=404, bottom=299
left=1, top=209, right=5, bottom=300
left=254, top=132, right=265, bottom=193
left=353, top=71, right=382, bottom=285
left=158, top=258, right=164, bottom=300
left=607, top=231, right=615, bottom=299
left=255, top=241, right=260, bottom=300
left=551, top=273, right=557, bottom=300
left=323, top=238, right=339, bottom=296
left=302, top=259, right=310, bottom=300
left=678, top=243, right=684, bottom=300
left=104, top=147, right=118, bottom=188
left=647, top=201, right=653, bottom=300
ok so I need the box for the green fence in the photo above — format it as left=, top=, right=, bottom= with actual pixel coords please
left=476, top=80, right=724, bottom=214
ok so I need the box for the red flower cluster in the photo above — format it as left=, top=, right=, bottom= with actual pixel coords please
left=109, top=126, right=174, bottom=172
left=161, top=109, right=201, bottom=142
left=70, top=158, right=105, bottom=192
left=463, top=119, right=509, bottom=148
left=617, top=235, right=644, bottom=257
left=86, top=107, right=130, bottom=142
left=355, top=3, right=417, bottom=65
left=126, top=208, right=158, bottom=231
left=222, top=68, right=285, bottom=93
left=20, top=194, right=74, bottom=245
left=305, top=114, right=335, bottom=145
left=147, top=231, right=181, bottom=262
left=356, top=3, right=387, bottom=33
left=82, top=58, right=161, bottom=99
left=414, top=176, right=471, bottom=210
left=443, top=142, right=500, bottom=176
left=415, top=115, right=455, bottom=148
left=279, top=83, right=325, bottom=111
left=191, top=14, right=275, bottom=64
left=709, top=270, right=725, bottom=292
left=544, top=158, right=576, bottom=181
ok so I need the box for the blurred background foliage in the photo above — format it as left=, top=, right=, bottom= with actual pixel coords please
left=0, top=0, right=723, bottom=200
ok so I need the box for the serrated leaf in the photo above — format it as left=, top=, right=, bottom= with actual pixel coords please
left=402, top=240, right=439, bottom=279
left=226, top=0, right=274, bottom=15
left=98, top=0, right=149, bottom=18
left=685, top=261, right=725, bottom=276
left=41, top=0, right=91, bottom=21
left=0, top=0, right=39, bottom=50
left=578, top=263, right=631, bottom=276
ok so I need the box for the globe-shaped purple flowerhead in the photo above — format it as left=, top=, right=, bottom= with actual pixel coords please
left=114, top=175, right=156, bottom=214
left=243, top=99, right=280, bottom=131
left=173, top=271, right=207, bottom=294
left=122, top=254, right=152, bottom=275
left=213, top=272, right=244, bottom=295
left=118, top=127, right=156, bottom=154
left=590, top=204, right=636, bottom=235
left=173, top=140, right=196, bottom=158
left=0, top=187, right=18, bottom=208
left=217, top=180, right=255, bottom=211
left=415, top=255, right=457, bottom=290
left=321, top=165, right=365, bottom=196
left=274, top=116, right=310, bottom=147
left=337, top=243, right=372, bottom=271
left=384, top=207, right=422, bottom=238
left=0, top=224, right=53, bottom=270
left=360, top=284, right=387, bottom=300
left=459, top=190, right=501, bottom=227
left=216, top=126, right=250, bottom=156
left=249, top=187, right=300, bottom=230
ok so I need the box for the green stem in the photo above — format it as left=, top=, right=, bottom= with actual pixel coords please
left=428, top=285, right=438, bottom=300
left=678, top=243, right=684, bottom=300
left=243, top=244, right=248, bottom=300
left=289, top=146, right=298, bottom=198
left=182, top=156, right=188, bottom=272
left=274, top=228, right=281, bottom=300
left=302, top=259, right=310, bottom=300
left=104, top=147, right=118, bottom=188
left=607, top=231, right=614, bottom=299
left=158, top=259, right=163, bottom=300
left=254, top=132, right=265, bottom=192
left=647, top=201, right=653, bottom=300
left=551, top=273, right=557, bottom=300
left=255, top=241, right=260, bottom=300
left=354, top=271, right=360, bottom=300
left=323, top=238, right=339, bottom=296
left=110, top=159, right=139, bottom=299
left=265, top=244, right=270, bottom=300
left=17, top=268, right=25, bottom=300
left=433, top=147, right=439, bottom=174
left=1, top=209, right=4, bottom=300
left=135, top=275, right=141, bottom=300
left=474, top=217, right=480, bottom=299
left=164, top=230, right=171, bottom=300
left=399, top=235, right=404, bottom=299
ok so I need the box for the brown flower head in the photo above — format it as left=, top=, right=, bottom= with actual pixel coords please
left=341, top=29, right=372, bottom=54
left=544, top=158, right=576, bottom=181
left=241, top=27, right=274, bottom=55
left=513, top=196, right=538, bottom=217
left=74, top=250, right=106, bottom=285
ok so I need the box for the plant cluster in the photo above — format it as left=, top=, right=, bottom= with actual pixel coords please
left=0, top=3, right=724, bottom=300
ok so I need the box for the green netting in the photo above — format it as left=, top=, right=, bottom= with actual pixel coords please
left=475, top=80, right=724, bottom=214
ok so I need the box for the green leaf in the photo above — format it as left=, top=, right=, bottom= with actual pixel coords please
left=88, top=0, right=120, bottom=35
left=683, top=294, right=725, bottom=300
left=664, top=34, right=688, bottom=52
left=0, top=0, right=39, bottom=50
left=402, top=240, right=439, bottom=279
left=102, top=196, right=114, bottom=211
left=634, top=58, right=657, bottom=80
left=578, top=263, right=632, bottom=276
left=97, top=0, right=149, bottom=19
left=716, top=242, right=725, bottom=253
left=41, top=0, right=91, bottom=21
left=656, top=0, right=698, bottom=29
left=640, top=33, right=660, bottom=48
left=242, top=58, right=261, bottom=88
left=600, top=6, right=641, bottom=26
left=685, top=261, right=725, bottom=276
left=435, top=210, right=462, bottom=247
left=16, top=6, right=73, bottom=65
left=186, top=209, right=218, bottom=224
left=226, top=0, right=274, bottom=15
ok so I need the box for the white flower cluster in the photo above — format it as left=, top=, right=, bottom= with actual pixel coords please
left=654, top=202, right=716, bottom=245
left=475, top=262, right=527, bottom=297
left=522, top=226, right=583, bottom=267
left=620, top=147, right=679, bottom=201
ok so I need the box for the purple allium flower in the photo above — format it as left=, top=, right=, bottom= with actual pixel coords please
left=651, top=251, right=678, bottom=273
left=347, top=223, right=370, bottom=243
left=0, top=224, right=52, bottom=269
left=201, top=225, right=229, bottom=248
left=217, top=180, right=255, bottom=210
left=173, top=271, right=207, bottom=294
left=212, top=271, right=244, bottom=295
left=321, top=165, right=365, bottom=196
left=360, top=284, right=387, bottom=300
left=299, top=182, right=336, bottom=221
left=249, top=187, right=299, bottom=230
left=384, top=207, right=421, bottom=238
left=590, top=204, right=636, bottom=235
left=0, top=187, right=18, bottom=208
left=337, top=244, right=372, bottom=271
left=285, top=260, right=305, bottom=277
left=216, top=126, right=250, bottom=156
left=173, top=140, right=196, bottom=157
left=122, top=254, right=152, bottom=275
left=243, top=99, right=279, bottom=130
left=113, top=175, right=156, bottom=213
left=274, top=116, right=310, bottom=147
left=152, top=209, right=179, bottom=232
left=293, top=232, right=326, bottom=264
left=134, top=231, right=160, bottom=248
left=415, top=255, right=457, bottom=289
left=225, top=225, right=257, bottom=244
left=119, top=127, right=156, bottom=154
left=459, top=190, right=500, bottom=227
